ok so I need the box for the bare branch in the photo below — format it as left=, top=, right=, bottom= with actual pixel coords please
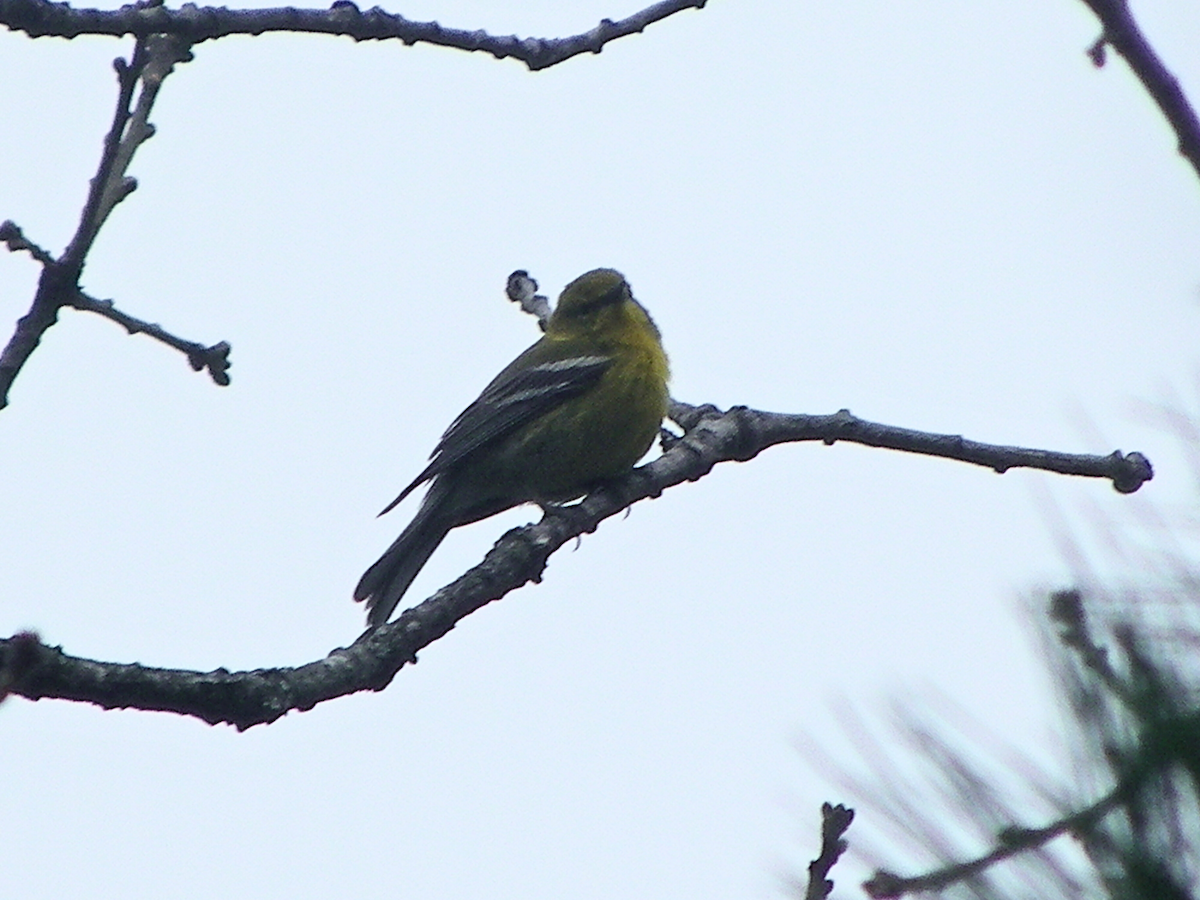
left=1049, top=589, right=1128, bottom=697
left=0, top=219, right=55, bottom=266
left=68, top=290, right=232, bottom=385
left=60, top=38, right=149, bottom=271
left=63, top=34, right=193, bottom=267
left=0, top=0, right=707, bottom=71
left=667, top=402, right=1153, bottom=494
left=94, top=36, right=193, bottom=235
left=506, top=270, right=551, bottom=331
left=0, top=631, right=41, bottom=703
left=1078, top=0, right=1200, bottom=183
left=0, top=258, right=69, bottom=409
left=0, top=36, right=192, bottom=407
left=862, top=778, right=1132, bottom=898
left=0, top=38, right=142, bottom=408
left=1, top=222, right=232, bottom=384
left=2, top=401, right=1152, bottom=726
left=805, top=802, right=855, bottom=900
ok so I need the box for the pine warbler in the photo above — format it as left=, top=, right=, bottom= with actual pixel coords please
left=355, top=268, right=670, bottom=625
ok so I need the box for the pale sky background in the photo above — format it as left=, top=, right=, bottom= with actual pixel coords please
left=2, top=1, right=1200, bottom=897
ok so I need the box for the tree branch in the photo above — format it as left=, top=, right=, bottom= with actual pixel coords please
left=0, top=38, right=142, bottom=407
left=805, top=802, right=855, bottom=900
left=1078, top=0, right=1200, bottom=183
left=0, top=35, right=195, bottom=407
left=1, top=401, right=1152, bottom=727
left=59, top=37, right=150, bottom=271
left=666, top=402, right=1153, bottom=494
left=0, top=0, right=707, bottom=71
left=1, top=220, right=231, bottom=386
left=862, top=776, right=1133, bottom=898
left=0, top=219, right=55, bottom=265
left=71, top=290, right=232, bottom=385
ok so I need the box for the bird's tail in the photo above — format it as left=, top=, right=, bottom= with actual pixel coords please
left=354, top=498, right=452, bottom=627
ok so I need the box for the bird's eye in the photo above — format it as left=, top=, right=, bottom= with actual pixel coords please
left=583, top=282, right=625, bottom=312
left=599, top=283, right=626, bottom=306
left=567, top=281, right=627, bottom=318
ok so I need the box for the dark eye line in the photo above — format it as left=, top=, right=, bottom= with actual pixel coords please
left=571, top=285, right=626, bottom=317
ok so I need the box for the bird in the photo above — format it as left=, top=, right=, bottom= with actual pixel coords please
left=355, top=268, right=670, bottom=626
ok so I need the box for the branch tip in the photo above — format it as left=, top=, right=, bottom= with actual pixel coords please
left=506, top=269, right=551, bottom=330
left=1111, top=450, right=1153, bottom=493
left=863, top=870, right=904, bottom=899
left=0, top=630, right=44, bottom=701
left=188, top=341, right=233, bottom=385
left=805, top=802, right=854, bottom=900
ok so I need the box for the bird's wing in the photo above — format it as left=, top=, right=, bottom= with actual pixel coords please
left=378, top=346, right=612, bottom=516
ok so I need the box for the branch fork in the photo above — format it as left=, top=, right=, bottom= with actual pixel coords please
left=0, top=36, right=228, bottom=407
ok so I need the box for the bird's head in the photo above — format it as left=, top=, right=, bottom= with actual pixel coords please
left=546, top=268, right=663, bottom=351
left=553, top=268, right=631, bottom=321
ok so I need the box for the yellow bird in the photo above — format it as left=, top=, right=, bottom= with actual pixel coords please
left=356, top=268, right=670, bottom=626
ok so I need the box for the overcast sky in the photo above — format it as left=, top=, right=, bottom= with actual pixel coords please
left=3, top=1, right=1200, bottom=897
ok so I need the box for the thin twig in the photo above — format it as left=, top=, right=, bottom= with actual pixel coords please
left=2, top=219, right=231, bottom=385
left=0, top=36, right=192, bottom=408
left=0, top=220, right=55, bottom=266
left=69, top=291, right=232, bottom=385
left=1049, top=589, right=1128, bottom=697
left=0, top=44, right=143, bottom=407
left=805, top=802, right=855, bottom=900
left=0, top=0, right=706, bottom=71
left=667, top=402, right=1152, bottom=495
left=1078, top=0, right=1200, bottom=183
left=506, top=270, right=552, bottom=331
left=97, top=34, right=193, bottom=230
left=59, top=38, right=149, bottom=272
left=862, top=778, right=1133, bottom=898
